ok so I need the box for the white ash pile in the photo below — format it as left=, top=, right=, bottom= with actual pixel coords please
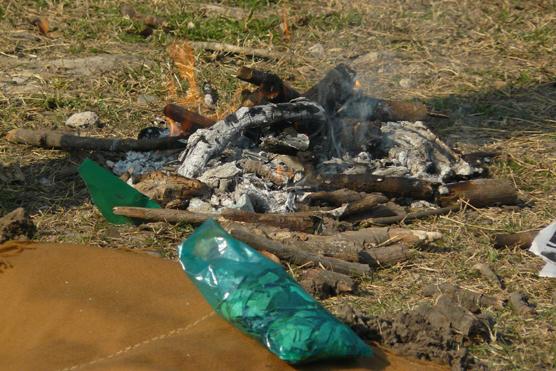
left=111, top=64, right=512, bottom=220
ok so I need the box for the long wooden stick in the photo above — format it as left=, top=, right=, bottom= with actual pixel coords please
left=5, top=129, right=187, bottom=152
left=112, top=206, right=321, bottom=233
left=439, top=179, right=518, bottom=207
left=361, top=205, right=460, bottom=226
left=314, top=173, right=436, bottom=200
left=190, top=41, right=282, bottom=60
left=222, top=222, right=371, bottom=276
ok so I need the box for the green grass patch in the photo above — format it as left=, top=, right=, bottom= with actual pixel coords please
left=165, top=12, right=280, bottom=44
left=306, top=11, right=363, bottom=31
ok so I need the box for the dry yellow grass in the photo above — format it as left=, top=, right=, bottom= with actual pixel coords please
left=0, top=1, right=554, bottom=369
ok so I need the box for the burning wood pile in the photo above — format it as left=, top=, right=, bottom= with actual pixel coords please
left=5, top=60, right=519, bottom=291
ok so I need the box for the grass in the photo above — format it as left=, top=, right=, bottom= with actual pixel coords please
left=0, top=0, right=555, bottom=369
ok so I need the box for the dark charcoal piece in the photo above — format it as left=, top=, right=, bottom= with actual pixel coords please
left=138, top=126, right=164, bottom=140
left=303, top=63, right=357, bottom=114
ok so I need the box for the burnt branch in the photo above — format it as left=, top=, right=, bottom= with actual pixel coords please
left=163, top=103, right=216, bottom=136
left=493, top=230, right=539, bottom=249
left=237, top=66, right=300, bottom=103
left=222, top=221, right=371, bottom=276
left=439, top=179, right=518, bottom=207
left=314, top=173, right=436, bottom=200
left=5, top=129, right=187, bottom=152
left=303, top=63, right=357, bottom=114
left=112, top=206, right=322, bottom=233
left=177, top=98, right=327, bottom=178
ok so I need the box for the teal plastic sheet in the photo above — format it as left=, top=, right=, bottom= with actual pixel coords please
left=178, top=219, right=372, bottom=364
left=78, top=158, right=160, bottom=224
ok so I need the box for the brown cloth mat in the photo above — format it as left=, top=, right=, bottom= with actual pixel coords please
left=0, top=241, right=446, bottom=371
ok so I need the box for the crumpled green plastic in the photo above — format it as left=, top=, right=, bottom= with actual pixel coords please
left=177, top=219, right=373, bottom=364
left=78, top=158, right=160, bottom=224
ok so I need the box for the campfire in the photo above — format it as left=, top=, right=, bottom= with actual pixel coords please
left=3, top=39, right=523, bottom=370
left=5, top=60, right=519, bottom=278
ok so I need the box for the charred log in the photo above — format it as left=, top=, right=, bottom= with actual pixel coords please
left=439, top=179, right=518, bottom=207
left=313, top=173, right=436, bottom=200
left=303, top=63, right=357, bottom=114
left=493, top=230, right=539, bottom=249
left=163, top=103, right=216, bottom=136
left=177, top=99, right=327, bottom=178
left=237, top=67, right=300, bottom=103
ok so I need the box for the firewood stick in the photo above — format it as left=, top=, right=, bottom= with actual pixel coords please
left=189, top=41, right=282, bottom=60
left=5, top=129, right=187, bottom=152
left=364, top=243, right=415, bottom=267
left=314, top=173, right=435, bottom=200
left=508, top=292, right=536, bottom=316
left=236, top=66, right=300, bottom=103
left=262, top=227, right=441, bottom=264
left=222, top=222, right=371, bottom=276
left=112, top=206, right=321, bottom=233
left=342, top=193, right=389, bottom=218
left=163, top=104, right=216, bottom=128
left=439, top=178, right=518, bottom=207
left=304, top=189, right=366, bottom=206
left=493, top=230, right=539, bottom=249
left=177, top=99, right=327, bottom=178
left=361, top=205, right=460, bottom=226
left=303, top=63, right=357, bottom=114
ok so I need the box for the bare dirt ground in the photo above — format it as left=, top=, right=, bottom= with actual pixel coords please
left=0, top=1, right=554, bottom=369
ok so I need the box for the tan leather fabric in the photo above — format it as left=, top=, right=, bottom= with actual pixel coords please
left=0, top=241, right=446, bottom=371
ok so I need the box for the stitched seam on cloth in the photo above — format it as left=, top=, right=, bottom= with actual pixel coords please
left=59, top=311, right=215, bottom=371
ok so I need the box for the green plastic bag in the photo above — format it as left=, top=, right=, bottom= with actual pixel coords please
left=177, top=219, right=372, bottom=364
left=78, top=158, right=160, bottom=224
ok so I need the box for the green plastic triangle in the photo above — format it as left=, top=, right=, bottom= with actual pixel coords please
left=78, top=158, right=160, bottom=224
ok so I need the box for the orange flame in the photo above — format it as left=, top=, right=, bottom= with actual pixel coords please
left=167, top=41, right=201, bottom=107
left=280, top=8, right=291, bottom=43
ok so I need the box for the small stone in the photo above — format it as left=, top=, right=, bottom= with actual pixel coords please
left=187, top=21, right=195, bottom=29
left=399, top=78, right=412, bottom=89
left=65, top=111, right=100, bottom=129
left=352, top=51, right=379, bottom=65
left=10, top=76, right=27, bottom=85
left=308, top=43, right=325, bottom=59
left=187, top=198, right=215, bottom=213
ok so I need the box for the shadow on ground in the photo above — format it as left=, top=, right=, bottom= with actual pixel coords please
left=424, top=82, right=556, bottom=146
left=0, top=152, right=102, bottom=214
